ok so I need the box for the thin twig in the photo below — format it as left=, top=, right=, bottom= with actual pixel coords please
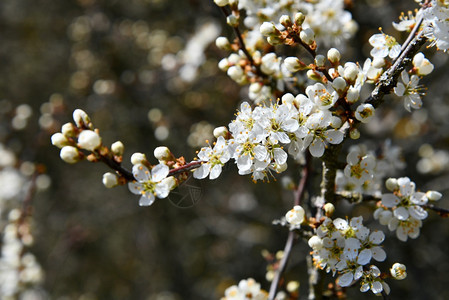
left=268, top=153, right=312, bottom=300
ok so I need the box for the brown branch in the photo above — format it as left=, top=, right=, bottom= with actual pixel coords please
left=423, top=204, right=449, bottom=217
left=268, top=153, right=312, bottom=300
left=169, top=161, right=203, bottom=176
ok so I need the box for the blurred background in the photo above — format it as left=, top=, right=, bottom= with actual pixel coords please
left=1, top=0, right=449, bottom=299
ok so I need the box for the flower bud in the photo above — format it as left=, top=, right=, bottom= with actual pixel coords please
left=426, top=190, right=442, bottom=201
left=285, top=205, right=305, bottom=225
left=103, top=172, right=118, bottom=188
left=294, top=12, right=305, bottom=26
left=215, top=36, right=231, bottom=50
left=154, top=146, right=172, bottom=161
left=386, top=178, right=399, bottom=191
left=284, top=57, right=302, bottom=73
left=306, top=69, right=321, bottom=81
left=131, top=152, right=147, bottom=165
left=226, top=14, right=239, bottom=27
left=314, top=55, right=325, bottom=67
left=343, top=62, right=359, bottom=82
left=213, top=0, right=229, bottom=6
left=60, top=146, right=81, bottom=164
left=286, top=281, right=300, bottom=293
left=267, top=36, right=283, bottom=45
left=260, top=22, right=277, bottom=36
left=73, top=109, right=91, bottom=128
left=218, top=58, right=230, bottom=71
left=346, top=87, right=360, bottom=103
left=111, top=141, right=125, bottom=156
left=227, top=65, right=244, bottom=81
left=51, top=133, right=69, bottom=148
left=323, top=203, right=335, bottom=217
left=308, top=236, right=323, bottom=249
left=332, top=77, right=347, bottom=92
left=327, top=48, right=341, bottom=64
left=213, top=126, right=229, bottom=138
left=349, top=128, right=360, bottom=139
left=78, top=130, right=102, bottom=151
left=249, top=82, right=262, bottom=94
left=279, top=15, right=292, bottom=28
left=61, top=122, right=76, bottom=137
left=390, top=263, right=407, bottom=280
left=300, top=28, right=314, bottom=45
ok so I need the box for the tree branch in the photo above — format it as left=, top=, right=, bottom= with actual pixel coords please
left=268, top=153, right=312, bottom=300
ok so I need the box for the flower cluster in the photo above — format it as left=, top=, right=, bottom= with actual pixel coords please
left=374, top=177, right=442, bottom=241
left=308, top=216, right=392, bottom=294
left=193, top=98, right=345, bottom=182
left=221, top=278, right=268, bottom=300
left=0, top=210, right=44, bottom=298
left=422, top=1, right=449, bottom=51
left=336, top=143, right=405, bottom=197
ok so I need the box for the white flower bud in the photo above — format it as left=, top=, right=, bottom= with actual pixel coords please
left=300, top=28, right=314, bottom=45
left=349, top=128, right=360, bottom=139
left=61, top=122, right=76, bottom=137
left=60, top=146, right=80, bottom=164
left=327, top=48, right=341, bottom=64
left=260, top=22, right=277, bottom=36
left=213, top=0, right=229, bottom=7
left=390, top=263, right=407, bottom=280
left=213, top=126, right=229, bottom=138
left=218, top=58, right=230, bottom=71
left=343, top=62, right=359, bottom=82
left=154, top=146, right=171, bottom=161
left=249, top=82, right=262, bottom=94
left=161, top=176, right=177, bottom=191
left=294, top=12, right=305, bottom=26
left=228, top=53, right=241, bottom=64
left=227, top=65, right=244, bottom=81
left=215, top=37, right=230, bottom=50
left=426, top=190, right=442, bottom=201
left=73, top=109, right=90, bottom=128
left=385, top=178, right=399, bottom=191
left=355, top=103, right=375, bottom=123
left=226, top=14, right=239, bottom=27
left=103, top=172, right=118, bottom=188
left=111, top=141, right=124, bottom=156
left=279, top=15, right=292, bottom=27
left=308, top=236, right=323, bottom=249
left=285, top=205, right=305, bottom=225
left=346, top=87, right=360, bottom=103
left=286, top=281, right=300, bottom=293
left=331, top=77, right=347, bottom=92
left=267, top=36, right=283, bottom=45
left=284, top=57, right=301, bottom=73
left=323, top=203, right=335, bottom=216
left=78, top=130, right=102, bottom=151
left=131, top=152, right=147, bottom=165
left=306, top=69, right=321, bottom=81
left=314, top=55, right=325, bottom=67
left=51, top=133, right=69, bottom=148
